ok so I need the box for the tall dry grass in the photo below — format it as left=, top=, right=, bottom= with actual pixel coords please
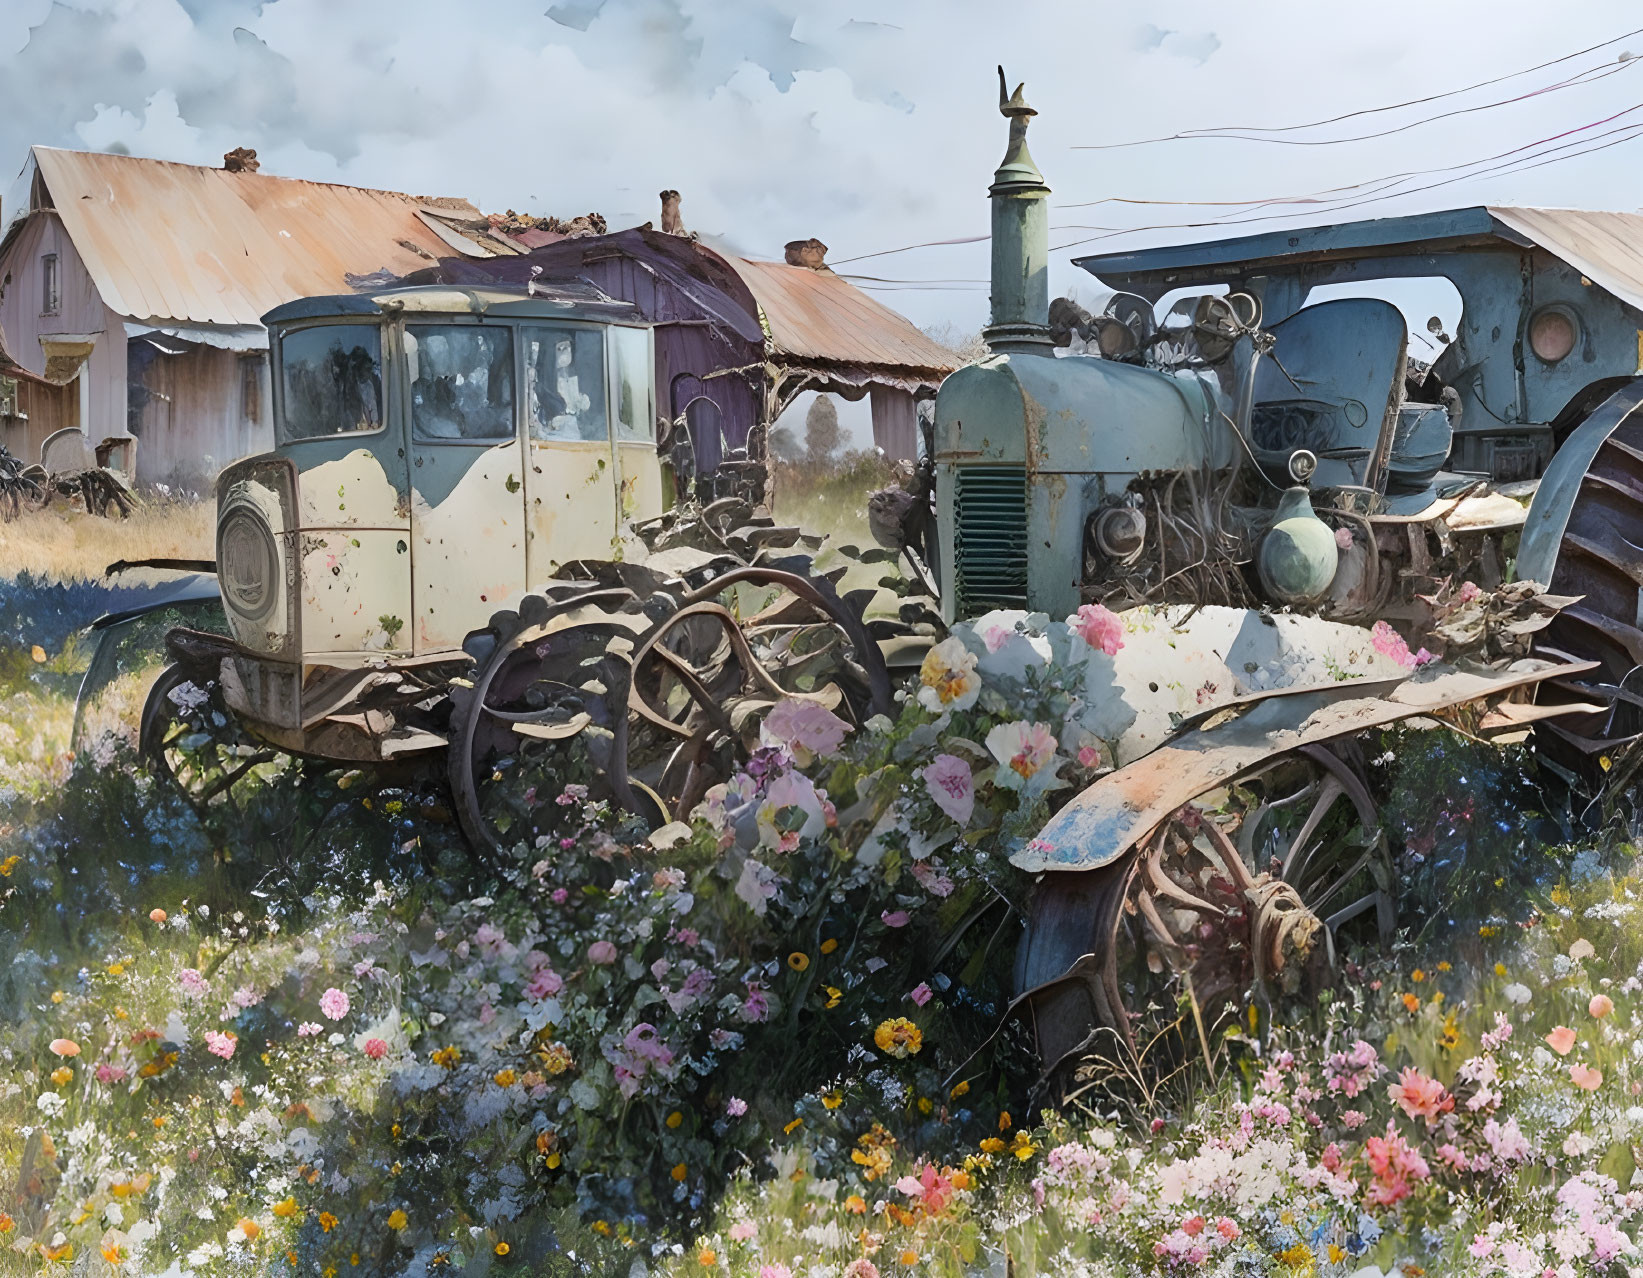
left=0, top=499, right=213, bottom=583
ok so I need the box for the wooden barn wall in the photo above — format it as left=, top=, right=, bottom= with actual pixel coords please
left=130, top=344, right=272, bottom=488
left=0, top=378, right=75, bottom=463
left=0, top=211, right=129, bottom=445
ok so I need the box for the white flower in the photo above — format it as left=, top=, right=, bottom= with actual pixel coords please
left=36, top=1091, right=64, bottom=1115
left=1503, top=983, right=1532, bottom=1004
left=916, top=638, right=981, bottom=713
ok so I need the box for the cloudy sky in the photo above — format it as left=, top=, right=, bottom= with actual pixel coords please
left=4, top=0, right=1643, bottom=334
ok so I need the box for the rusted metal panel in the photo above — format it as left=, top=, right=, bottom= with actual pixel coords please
left=1014, top=657, right=1596, bottom=875
left=28, top=147, right=466, bottom=329
left=730, top=255, right=960, bottom=379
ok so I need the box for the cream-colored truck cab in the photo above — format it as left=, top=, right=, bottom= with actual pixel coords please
left=209, top=282, right=665, bottom=760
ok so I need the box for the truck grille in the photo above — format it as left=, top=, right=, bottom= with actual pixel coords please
left=953, top=465, right=1028, bottom=614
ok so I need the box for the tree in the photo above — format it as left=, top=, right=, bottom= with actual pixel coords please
left=804, top=394, right=842, bottom=466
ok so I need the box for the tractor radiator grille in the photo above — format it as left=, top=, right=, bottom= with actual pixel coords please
left=953, top=465, right=1028, bottom=614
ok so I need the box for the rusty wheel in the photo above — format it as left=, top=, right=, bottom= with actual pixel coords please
left=139, top=662, right=280, bottom=817
left=1015, top=740, right=1388, bottom=1096
left=447, top=563, right=894, bottom=855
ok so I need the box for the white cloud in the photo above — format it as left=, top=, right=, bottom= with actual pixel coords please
left=1, top=0, right=1641, bottom=334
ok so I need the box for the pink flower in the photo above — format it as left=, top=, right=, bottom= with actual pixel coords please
left=985, top=720, right=1058, bottom=789
left=1571, top=1063, right=1603, bottom=1090
left=203, top=1030, right=237, bottom=1060
left=1590, top=993, right=1615, bottom=1018
left=363, top=1038, right=388, bottom=1060
left=1334, top=526, right=1354, bottom=550
left=1342, top=1109, right=1367, bottom=1129
left=95, top=1063, right=126, bottom=1085
left=921, top=754, right=975, bottom=826
left=550, top=887, right=568, bottom=905
left=726, top=1097, right=748, bottom=1117
left=895, top=1162, right=956, bottom=1214
left=1469, top=1234, right=1496, bottom=1259
left=318, top=987, right=350, bottom=1021
left=909, top=983, right=933, bottom=1007
left=178, top=968, right=208, bottom=999
left=761, top=698, right=851, bottom=765
left=1068, top=603, right=1125, bottom=656
left=759, top=1265, right=792, bottom=1278
left=843, top=1261, right=880, bottom=1278
left=526, top=966, right=564, bottom=1000
left=1545, top=1025, right=1577, bottom=1055
left=297, top=1022, right=322, bottom=1037
left=1387, top=1066, right=1454, bottom=1125
left=881, top=910, right=910, bottom=929
left=1214, top=1218, right=1239, bottom=1242
left=588, top=940, right=618, bottom=965
left=1076, top=744, right=1101, bottom=769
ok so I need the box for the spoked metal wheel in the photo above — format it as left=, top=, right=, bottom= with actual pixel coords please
left=447, top=567, right=893, bottom=855
left=1016, top=739, right=1388, bottom=1096
left=139, top=662, right=281, bottom=817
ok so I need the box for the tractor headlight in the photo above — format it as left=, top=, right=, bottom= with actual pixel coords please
left=1529, top=307, right=1579, bottom=364
left=218, top=506, right=279, bottom=622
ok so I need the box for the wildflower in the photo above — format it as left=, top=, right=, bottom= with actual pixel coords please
left=1438, top=1014, right=1461, bottom=1051
left=203, top=1030, right=237, bottom=1060
left=318, top=1212, right=339, bottom=1233
left=0, top=855, right=19, bottom=877
left=0, top=1215, right=11, bottom=1232
left=148, top=908, right=167, bottom=923
left=845, top=1195, right=867, bottom=1214
left=845, top=1262, right=880, bottom=1278
left=787, top=952, right=809, bottom=971
left=760, top=1266, right=793, bottom=1278
left=1590, top=993, right=1615, bottom=1018
left=998, top=1112, right=1011, bottom=1131
left=1010, top=1130, right=1037, bottom=1160
left=1400, top=992, right=1420, bottom=1012
left=985, top=720, right=1058, bottom=791
left=761, top=698, right=851, bottom=765
left=318, top=987, right=350, bottom=1020
left=824, top=987, right=843, bottom=1008
left=979, top=1137, right=1005, bottom=1154
left=1068, top=602, right=1125, bottom=655
left=822, top=1090, right=843, bottom=1109
left=1076, top=744, right=1101, bottom=769
left=430, top=1046, right=461, bottom=1069
left=296, top=1022, right=322, bottom=1037
left=235, top=1219, right=260, bottom=1241
left=588, top=940, right=618, bottom=965
left=874, top=1017, right=923, bottom=1058
left=909, top=982, right=933, bottom=1007
left=921, top=754, right=975, bottom=826
left=48, top=1039, right=79, bottom=1057
left=1545, top=1025, right=1577, bottom=1055
left=730, top=1220, right=758, bottom=1242
left=493, top=1069, right=517, bottom=1088
left=784, top=1118, right=803, bottom=1135
left=1411, top=968, right=1425, bottom=982
left=1570, top=937, right=1596, bottom=960
left=699, top=1249, right=717, bottom=1267
left=1571, top=1063, right=1603, bottom=1090
left=363, top=1038, right=388, bottom=1060
left=950, top=1080, right=970, bottom=1098
left=494, top=1243, right=510, bottom=1257
left=1502, top=982, right=1531, bottom=1004
left=387, top=1209, right=407, bottom=1230
left=539, top=1042, right=573, bottom=1075
left=899, top=1249, right=919, bottom=1267
left=726, top=1097, right=748, bottom=1117
left=48, top=1066, right=71, bottom=1087
left=917, top=637, right=981, bottom=712
left=1387, top=1067, right=1453, bottom=1125
left=820, top=938, right=838, bottom=954
left=671, top=1163, right=687, bottom=1181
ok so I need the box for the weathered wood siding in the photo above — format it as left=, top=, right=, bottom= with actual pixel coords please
left=129, top=344, right=272, bottom=488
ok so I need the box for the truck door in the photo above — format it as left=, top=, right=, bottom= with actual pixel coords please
left=405, top=321, right=528, bottom=652
left=522, top=323, right=619, bottom=583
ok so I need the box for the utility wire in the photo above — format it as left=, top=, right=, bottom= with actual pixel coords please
left=1081, top=25, right=1643, bottom=149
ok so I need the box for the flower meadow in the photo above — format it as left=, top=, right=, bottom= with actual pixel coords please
left=1, top=592, right=1642, bottom=1277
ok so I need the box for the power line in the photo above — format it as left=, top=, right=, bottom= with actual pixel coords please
left=1080, top=25, right=1643, bottom=149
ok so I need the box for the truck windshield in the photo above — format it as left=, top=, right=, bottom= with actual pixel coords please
left=408, top=325, right=516, bottom=442
left=524, top=325, right=607, bottom=442
left=278, top=324, right=383, bottom=441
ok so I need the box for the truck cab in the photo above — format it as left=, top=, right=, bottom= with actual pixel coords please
left=210, top=283, right=663, bottom=757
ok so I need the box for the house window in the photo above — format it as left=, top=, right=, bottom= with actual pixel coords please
left=241, top=355, right=261, bottom=423
left=40, top=253, right=58, bottom=315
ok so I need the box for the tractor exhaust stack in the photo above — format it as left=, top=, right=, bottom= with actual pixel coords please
left=984, top=67, right=1053, bottom=354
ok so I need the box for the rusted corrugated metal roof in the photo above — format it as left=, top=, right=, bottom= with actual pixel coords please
left=729, top=256, right=962, bottom=377
left=1486, top=207, right=1643, bottom=317
left=27, top=146, right=473, bottom=328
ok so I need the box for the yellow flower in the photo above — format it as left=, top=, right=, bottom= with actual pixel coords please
left=699, top=1249, right=717, bottom=1267
left=900, top=1249, right=919, bottom=1266
left=493, top=1069, right=517, bottom=1088
left=671, top=1163, right=688, bottom=1182
left=950, top=1080, right=970, bottom=1099
left=822, top=1090, right=843, bottom=1109
left=1410, top=968, right=1425, bottom=983
left=101, top=1242, right=125, bottom=1265
left=1439, top=1014, right=1461, bottom=1052
left=1010, top=1130, right=1037, bottom=1161
left=0, top=1214, right=12, bottom=1232
left=1494, top=962, right=1508, bottom=976
left=107, top=963, right=125, bottom=976
left=494, top=1242, right=510, bottom=1257
left=0, top=855, right=19, bottom=877
left=49, top=990, right=63, bottom=1004
left=1277, top=1242, right=1312, bottom=1268
left=1437, top=961, right=1451, bottom=972
left=545, top=1151, right=562, bottom=1169
left=1401, top=993, right=1420, bottom=1013
left=318, top=1211, right=339, bottom=1233
left=918, top=637, right=981, bottom=711
left=236, top=1218, right=261, bottom=1241
left=49, top=1066, right=72, bottom=1087
left=593, top=1221, right=613, bottom=1237
left=539, top=1042, right=573, bottom=1075
left=29, top=645, right=45, bottom=664
left=271, top=1197, right=299, bottom=1218
left=820, top=938, right=838, bottom=955
left=430, top=1046, right=461, bottom=1069
left=845, top=1194, right=866, bottom=1214
left=40, top=1240, right=73, bottom=1262
left=917, top=1096, right=933, bottom=1115
left=978, top=1137, right=1005, bottom=1154
left=873, top=1017, right=922, bottom=1059
left=1328, top=1244, right=1346, bottom=1263
left=998, top=1111, right=1011, bottom=1131
left=788, top=952, right=810, bottom=972
left=824, top=987, right=843, bottom=1009
left=387, top=1209, right=407, bottom=1230
left=1479, top=924, right=1499, bottom=937
left=784, top=1118, right=804, bottom=1135
left=666, top=1110, right=683, bottom=1128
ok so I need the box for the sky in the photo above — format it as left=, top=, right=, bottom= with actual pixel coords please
left=4, top=0, right=1643, bottom=339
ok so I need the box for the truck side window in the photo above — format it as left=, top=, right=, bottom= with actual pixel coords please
left=525, top=326, right=607, bottom=442
left=609, top=325, right=653, bottom=443
left=278, top=324, right=383, bottom=441
left=407, top=325, right=515, bottom=442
